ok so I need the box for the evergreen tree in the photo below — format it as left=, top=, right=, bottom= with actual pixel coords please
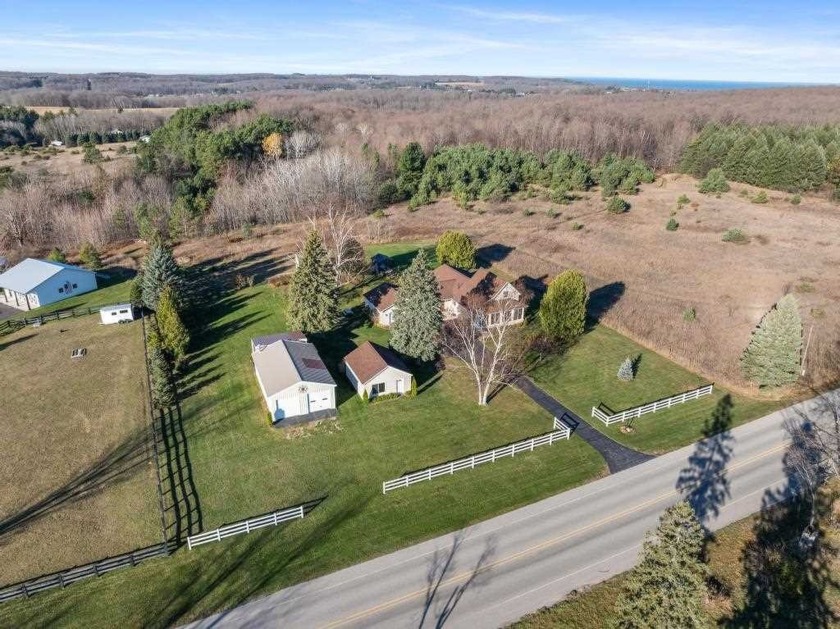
left=287, top=230, right=339, bottom=333
left=698, top=168, right=730, bottom=194
left=129, top=272, right=144, bottom=306
left=436, top=231, right=476, bottom=269
left=741, top=294, right=802, bottom=387
left=149, top=342, right=176, bottom=409
left=78, top=242, right=103, bottom=269
left=47, top=247, right=67, bottom=263
left=396, top=141, right=426, bottom=198
left=538, top=270, right=588, bottom=345
left=156, top=285, right=189, bottom=367
left=618, top=357, right=634, bottom=381
left=614, top=501, right=708, bottom=629
left=390, top=249, right=442, bottom=362
left=141, top=241, right=183, bottom=311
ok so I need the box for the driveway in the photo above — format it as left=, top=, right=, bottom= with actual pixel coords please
left=185, top=392, right=836, bottom=628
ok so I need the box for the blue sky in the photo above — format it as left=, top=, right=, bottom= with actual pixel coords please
left=3, top=1, right=840, bottom=82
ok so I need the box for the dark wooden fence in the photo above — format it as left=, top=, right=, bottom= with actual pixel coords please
left=0, top=542, right=172, bottom=604
left=0, top=306, right=101, bottom=336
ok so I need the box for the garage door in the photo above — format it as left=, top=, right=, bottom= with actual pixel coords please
left=308, top=391, right=332, bottom=412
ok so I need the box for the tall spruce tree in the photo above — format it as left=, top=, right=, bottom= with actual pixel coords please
left=390, top=249, right=442, bottom=361
left=156, top=285, right=190, bottom=368
left=614, top=501, right=708, bottom=629
left=141, top=241, right=184, bottom=311
left=538, top=270, right=588, bottom=345
left=741, top=294, right=802, bottom=387
left=287, top=230, right=339, bottom=333
left=148, top=328, right=176, bottom=409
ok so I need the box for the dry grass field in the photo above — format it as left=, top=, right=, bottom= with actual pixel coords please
left=383, top=176, right=840, bottom=393
left=0, top=141, right=138, bottom=179
left=0, top=316, right=160, bottom=585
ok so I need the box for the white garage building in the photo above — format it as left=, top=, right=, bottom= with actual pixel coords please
left=0, top=258, right=98, bottom=311
left=251, top=332, right=337, bottom=425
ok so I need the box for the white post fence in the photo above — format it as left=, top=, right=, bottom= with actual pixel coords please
left=591, top=384, right=714, bottom=426
left=382, top=418, right=571, bottom=494
left=187, top=504, right=307, bottom=550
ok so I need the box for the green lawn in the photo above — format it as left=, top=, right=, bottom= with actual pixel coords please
left=0, top=280, right=605, bottom=628
left=530, top=325, right=781, bottom=454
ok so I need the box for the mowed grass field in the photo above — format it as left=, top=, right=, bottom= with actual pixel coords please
left=0, top=277, right=605, bottom=627
left=531, top=325, right=781, bottom=453
left=0, top=315, right=161, bottom=585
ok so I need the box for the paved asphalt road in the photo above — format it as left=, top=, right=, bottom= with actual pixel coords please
left=188, top=393, right=836, bottom=629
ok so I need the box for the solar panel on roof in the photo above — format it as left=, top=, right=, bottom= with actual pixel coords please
left=301, top=357, right=326, bottom=370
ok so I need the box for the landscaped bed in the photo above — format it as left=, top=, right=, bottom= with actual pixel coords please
left=530, top=325, right=781, bottom=454
left=0, top=315, right=161, bottom=586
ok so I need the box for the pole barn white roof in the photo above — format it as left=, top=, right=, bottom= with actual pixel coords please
left=0, top=259, right=96, bottom=294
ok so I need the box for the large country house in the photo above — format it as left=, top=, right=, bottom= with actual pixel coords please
left=364, top=265, right=528, bottom=329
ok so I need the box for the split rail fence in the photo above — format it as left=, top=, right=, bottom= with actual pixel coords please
left=0, top=306, right=102, bottom=336
left=591, top=384, right=714, bottom=426
left=186, top=504, right=308, bottom=549
left=0, top=543, right=171, bottom=604
left=382, top=417, right=571, bottom=494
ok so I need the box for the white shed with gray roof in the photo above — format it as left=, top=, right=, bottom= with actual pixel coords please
left=251, top=333, right=337, bottom=424
left=0, top=258, right=97, bottom=311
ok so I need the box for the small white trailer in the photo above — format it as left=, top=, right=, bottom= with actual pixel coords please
left=99, top=303, right=135, bottom=324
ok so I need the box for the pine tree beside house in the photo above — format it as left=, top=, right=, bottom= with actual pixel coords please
left=390, top=248, right=442, bottom=362
left=287, top=230, right=339, bottom=333
left=614, top=501, right=708, bottom=629
left=141, top=241, right=184, bottom=311
left=741, top=294, right=802, bottom=388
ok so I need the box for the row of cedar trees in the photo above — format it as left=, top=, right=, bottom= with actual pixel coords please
left=286, top=227, right=590, bottom=406
left=131, top=242, right=190, bottom=409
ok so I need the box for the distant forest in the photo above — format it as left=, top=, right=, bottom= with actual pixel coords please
left=2, top=75, right=840, bottom=254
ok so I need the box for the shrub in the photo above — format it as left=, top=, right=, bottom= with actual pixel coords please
left=751, top=190, right=769, bottom=204
left=436, top=230, right=476, bottom=269
left=522, top=208, right=535, bottom=217
left=370, top=392, right=402, bottom=404
left=546, top=207, right=559, bottom=219
left=605, top=196, right=630, bottom=214
left=683, top=307, right=696, bottom=322
left=78, top=242, right=103, bottom=269
left=790, top=194, right=801, bottom=205
left=722, top=228, right=748, bottom=243
left=362, top=388, right=369, bottom=402
left=676, top=194, right=690, bottom=207
left=539, top=270, right=588, bottom=345
left=372, top=208, right=385, bottom=219
left=241, top=222, right=254, bottom=239
left=571, top=222, right=584, bottom=231
left=409, top=376, right=417, bottom=397
left=698, top=168, right=730, bottom=194
left=47, top=247, right=67, bottom=263
left=617, top=357, right=635, bottom=381
left=81, top=142, right=103, bottom=164
left=666, top=218, right=679, bottom=231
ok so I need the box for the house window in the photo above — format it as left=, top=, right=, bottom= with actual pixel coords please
left=511, top=307, right=524, bottom=321
left=488, top=312, right=501, bottom=326
left=370, top=382, right=386, bottom=396
left=58, top=287, right=64, bottom=293
left=72, top=283, right=78, bottom=289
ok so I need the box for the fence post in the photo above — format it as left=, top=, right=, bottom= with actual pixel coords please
left=450, top=461, right=454, bottom=475
left=245, top=520, right=251, bottom=534
left=216, top=529, right=221, bottom=542
left=298, top=504, right=305, bottom=519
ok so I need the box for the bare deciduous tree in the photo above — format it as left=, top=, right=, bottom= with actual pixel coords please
left=286, top=130, right=321, bottom=159
left=310, top=204, right=365, bottom=284
left=441, top=294, right=529, bottom=406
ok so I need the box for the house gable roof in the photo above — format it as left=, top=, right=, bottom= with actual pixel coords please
left=363, top=282, right=399, bottom=311
left=433, top=264, right=518, bottom=304
left=0, top=258, right=95, bottom=294
left=252, top=334, right=335, bottom=396
left=343, top=341, right=411, bottom=384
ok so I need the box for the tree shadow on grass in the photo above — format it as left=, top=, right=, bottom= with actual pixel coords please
left=675, top=395, right=735, bottom=527
left=587, top=281, right=625, bottom=328
left=0, top=424, right=153, bottom=546
left=0, top=333, right=36, bottom=352
left=156, top=485, right=370, bottom=628
left=158, top=402, right=202, bottom=547
left=475, top=243, right=514, bottom=267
